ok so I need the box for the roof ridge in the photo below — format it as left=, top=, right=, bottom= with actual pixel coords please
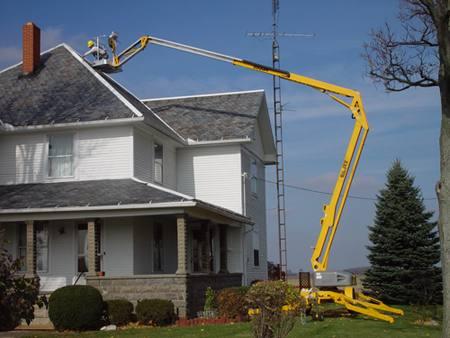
left=100, top=73, right=186, bottom=142
left=61, top=44, right=144, bottom=119
left=141, top=89, right=265, bottom=102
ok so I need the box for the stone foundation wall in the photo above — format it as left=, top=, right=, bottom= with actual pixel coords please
left=87, top=275, right=188, bottom=317
left=87, top=273, right=242, bottom=318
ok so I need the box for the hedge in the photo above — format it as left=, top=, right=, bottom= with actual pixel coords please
left=48, top=285, right=104, bottom=331
left=105, top=299, right=134, bottom=326
left=136, top=299, right=175, bottom=326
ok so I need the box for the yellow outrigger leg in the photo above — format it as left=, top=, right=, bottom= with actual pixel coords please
left=316, top=288, right=404, bottom=323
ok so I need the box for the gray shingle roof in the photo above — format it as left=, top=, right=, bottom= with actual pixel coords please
left=0, top=45, right=137, bottom=127
left=0, top=179, right=188, bottom=210
left=143, top=91, right=265, bottom=141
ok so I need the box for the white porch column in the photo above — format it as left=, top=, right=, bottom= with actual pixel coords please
left=176, top=215, right=188, bottom=274
left=87, top=220, right=97, bottom=276
left=25, top=220, right=36, bottom=278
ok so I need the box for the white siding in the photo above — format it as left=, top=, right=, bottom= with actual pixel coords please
left=242, top=149, right=268, bottom=283
left=103, top=218, right=134, bottom=276
left=133, top=129, right=153, bottom=183
left=163, top=143, right=177, bottom=190
left=0, top=126, right=133, bottom=184
left=132, top=127, right=177, bottom=189
left=77, top=126, right=133, bottom=180
left=177, top=145, right=242, bottom=213
left=0, top=134, right=46, bottom=184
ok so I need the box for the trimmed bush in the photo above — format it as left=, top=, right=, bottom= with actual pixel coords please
left=49, top=285, right=104, bottom=331
left=136, top=299, right=175, bottom=326
left=105, top=299, right=134, bottom=326
left=216, top=286, right=250, bottom=320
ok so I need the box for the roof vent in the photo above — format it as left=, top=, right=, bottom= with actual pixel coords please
left=22, top=22, right=40, bottom=75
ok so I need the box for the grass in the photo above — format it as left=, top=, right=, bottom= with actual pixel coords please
left=23, top=306, right=441, bottom=338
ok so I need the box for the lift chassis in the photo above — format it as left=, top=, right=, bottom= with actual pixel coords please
left=90, top=34, right=404, bottom=323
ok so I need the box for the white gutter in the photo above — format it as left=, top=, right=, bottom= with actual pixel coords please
left=0, top=117, right=144, bottom=134
left=0, top=201, right=197, bottom=214
left=186, top=137, right=252, bottom=146
left=0, top=200, right=250, bottom=223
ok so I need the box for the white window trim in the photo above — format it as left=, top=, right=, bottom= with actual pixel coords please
left=45, top=132, right=76, bottom=180
left=153, top=141, right=163, bottom=184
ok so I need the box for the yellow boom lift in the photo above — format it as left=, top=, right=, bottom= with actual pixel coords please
left=90, top=34, right=404, bottom=323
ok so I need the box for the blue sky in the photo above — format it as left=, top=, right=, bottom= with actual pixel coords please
left=0, top=1, right=441, bottom=271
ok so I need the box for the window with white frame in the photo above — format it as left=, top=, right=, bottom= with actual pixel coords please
left=48, top=134, right=73, bottom=177
left=17, top=222, right=48, bottom=273
left=251, top=160, right=258, bottom=195
left=154, top=142, right=163, bottom=183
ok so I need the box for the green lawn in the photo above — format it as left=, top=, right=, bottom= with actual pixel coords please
left=23, top=306, right=441, bottom=338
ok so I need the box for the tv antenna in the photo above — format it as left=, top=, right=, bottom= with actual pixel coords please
left=248, top=0, right=314, bottom=280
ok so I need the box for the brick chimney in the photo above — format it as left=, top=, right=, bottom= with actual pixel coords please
left=22, top=22, right=41, bottom=74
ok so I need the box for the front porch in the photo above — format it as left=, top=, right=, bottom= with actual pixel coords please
left=0, top=179, right=250, bottom=318
left=1, top=214, right=244, bottom=317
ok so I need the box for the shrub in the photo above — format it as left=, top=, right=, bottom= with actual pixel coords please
left=204, top=287, right=216, bottom=312
left=49, top=285, right=104, bottom=331
left=246, top=280, right=304, bottom=338
left=0, top=233, right=41, bottom=331
left=105, top=299, right=134, bottom=326
left=136, top=299, right=175, bottom=326
left=216, top=286, right=250, bottom=320
left=0, top=261, right=40, bottom=331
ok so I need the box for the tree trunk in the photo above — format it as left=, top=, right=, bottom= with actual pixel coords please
left=434, top=3, right=450, bottom=335
left=438, top=85, right=450, bottom=338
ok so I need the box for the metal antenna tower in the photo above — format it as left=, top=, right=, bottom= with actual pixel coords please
left=248, top=0, right=313, bottom=280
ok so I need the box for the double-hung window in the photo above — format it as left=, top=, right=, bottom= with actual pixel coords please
left=154, top=143, right=163, bottom=184
left=48, top=134, right=73, bottom=177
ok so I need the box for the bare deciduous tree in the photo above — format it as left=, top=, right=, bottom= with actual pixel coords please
left=363, top=0, right=449, bottom=336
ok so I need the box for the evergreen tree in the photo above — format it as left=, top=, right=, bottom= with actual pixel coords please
left=364, top=160, right=441, bottom=305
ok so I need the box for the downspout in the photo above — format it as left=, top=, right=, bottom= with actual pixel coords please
left=241, top=172, right=248, bottom=285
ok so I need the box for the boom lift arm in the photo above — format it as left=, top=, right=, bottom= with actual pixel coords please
left=105, top=35, right=368, bottom=273
left=93, top=35, right=403, bottom=322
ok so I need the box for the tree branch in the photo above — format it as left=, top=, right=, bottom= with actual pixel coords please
left=363, top=1, right=439, bottom=91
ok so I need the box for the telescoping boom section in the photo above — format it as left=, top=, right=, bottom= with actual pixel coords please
left=94, top=34, right=403, bottom=323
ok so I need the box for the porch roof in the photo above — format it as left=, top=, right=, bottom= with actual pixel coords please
left=0, top=179, right=251, bottom=225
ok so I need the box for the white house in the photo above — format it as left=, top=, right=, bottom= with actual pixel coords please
left=0, top=23, right=276, bottom=317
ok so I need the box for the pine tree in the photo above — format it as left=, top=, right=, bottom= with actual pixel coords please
left=364, top=160, right=442, bottom=305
